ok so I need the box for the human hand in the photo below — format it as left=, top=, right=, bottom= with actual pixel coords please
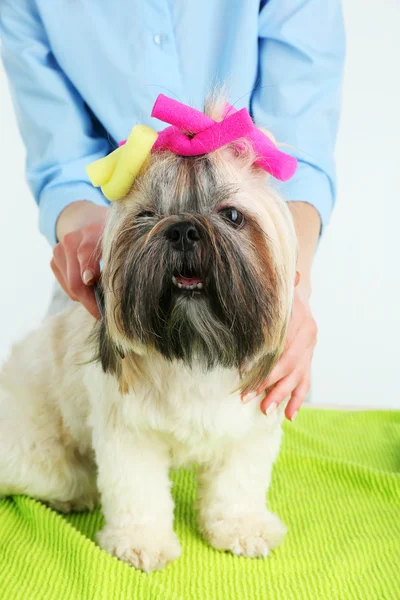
left=242, top=278, right=317, bottom=421
left=51, top=201, right=109, bottom=319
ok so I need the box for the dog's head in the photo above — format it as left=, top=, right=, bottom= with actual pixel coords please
left=98, top=100, right=298, bottom=393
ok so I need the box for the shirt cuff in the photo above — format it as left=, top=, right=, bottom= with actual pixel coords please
left=277, top=162, right=334, bottom=233
left=39, top=182, right=110, bottom=246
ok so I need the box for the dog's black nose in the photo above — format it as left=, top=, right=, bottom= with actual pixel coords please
left=165, top=221, right=200, bottom=252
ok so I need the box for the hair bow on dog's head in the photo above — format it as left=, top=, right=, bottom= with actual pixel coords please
left=86, top=94, right=297, bottom=201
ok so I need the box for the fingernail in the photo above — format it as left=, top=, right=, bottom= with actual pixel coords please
left=291, top=411, right=298, bottom=422
left=83, top=269, right=95, bottom=285
left=241, top=390, right=258, bottom=404
left=265, top=402, right=278, bottom=416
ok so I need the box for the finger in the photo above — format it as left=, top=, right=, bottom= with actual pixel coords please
left=256, top=329, right=316, bottom=395
left=241, top=320, right=301, bottom=402
left=79, top=289, right=102, bottom=320
left=52, top=243, right=68, bottom=282
left=65, top=257, right=100, bottom=319
left=260, top=371, right=300, bottom=416
left=50, top=258, right=73, bottom=300
left=285, top=376, right=311, bottom=422
left=64, top=239, right=85, bottom=300
left=52, top=245, right=77, bottom=301
left=66, top=251, right=101, bottom=318
left=62, top=233, right=100, bottom=318
left=77, top=233, right=102, bottom=286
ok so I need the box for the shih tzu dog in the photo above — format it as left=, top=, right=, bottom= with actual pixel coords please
left=0, top=94, right=298, bottom=572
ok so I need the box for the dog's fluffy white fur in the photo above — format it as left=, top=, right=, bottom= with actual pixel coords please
left=0, top=98, right=297, bottom=572
left=0, top=308, right=287, bottom=571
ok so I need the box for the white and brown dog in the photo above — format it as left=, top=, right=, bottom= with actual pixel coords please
left=0, top=96, right=297, bottom=572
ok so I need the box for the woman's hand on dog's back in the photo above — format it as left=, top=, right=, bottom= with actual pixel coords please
left=51, top=201, right=108, bottom=319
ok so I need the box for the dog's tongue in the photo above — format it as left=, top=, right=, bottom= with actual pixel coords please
left=175, top=275, right=203, bottom=286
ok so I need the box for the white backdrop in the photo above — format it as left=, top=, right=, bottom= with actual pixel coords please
left=0, top=1, right=399, bottom=408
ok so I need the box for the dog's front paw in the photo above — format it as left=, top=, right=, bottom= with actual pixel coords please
left=202, top=511, right=286, bottom=558
left=97, top=524, right=181, bottom=572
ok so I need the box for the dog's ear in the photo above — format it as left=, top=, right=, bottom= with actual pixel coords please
left=90, top=282, right=146, bottom=395
left=95, top=321, right=143, bottom=395
left=98, top=322, right=149, bottom=394
left=90, top=280, right=124, bottom=380
left=238, top=307, right=290, bottom=395
left=97, top=319, right=123, bottom=377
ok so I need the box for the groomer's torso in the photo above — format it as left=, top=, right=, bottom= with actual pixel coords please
left=38, top=0, right=261, bottom=142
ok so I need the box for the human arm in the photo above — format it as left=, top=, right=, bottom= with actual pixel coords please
left=243, top=0, right=345, bottom=418
left=0, top=0, right=110, bottom=245
left=0, top=1, right=112, bottom=314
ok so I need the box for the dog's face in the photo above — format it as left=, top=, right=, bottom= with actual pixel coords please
left=99, top=119, right=297, bottom=393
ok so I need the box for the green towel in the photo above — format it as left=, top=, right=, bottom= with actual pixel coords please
left=0, top=409, right=399, bottom=600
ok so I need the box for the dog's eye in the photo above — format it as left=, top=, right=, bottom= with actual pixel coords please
left=137, top=210, right=156, bottom=219
left=219, top=207, right=244, bottom=228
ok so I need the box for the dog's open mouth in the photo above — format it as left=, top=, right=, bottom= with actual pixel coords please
left=172, top=274, right=204, bottom=292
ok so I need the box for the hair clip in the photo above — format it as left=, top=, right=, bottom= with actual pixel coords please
left=86, top=94, right=297, bottom=201
left=86, top=125, right=157, bottom=201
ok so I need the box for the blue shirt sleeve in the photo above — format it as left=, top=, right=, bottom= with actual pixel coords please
left=0, top=0, right=111, bottom=246
left=254, top=0, right=345, bottom=231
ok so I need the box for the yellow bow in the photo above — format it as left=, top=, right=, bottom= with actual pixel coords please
left=86, top=125, right=158, bottom=201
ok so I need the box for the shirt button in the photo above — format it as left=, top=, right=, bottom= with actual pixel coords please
left=153, top=34, right=163, bottom=46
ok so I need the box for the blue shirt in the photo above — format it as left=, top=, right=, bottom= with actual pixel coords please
left=0, top=0, right=345, bottom=246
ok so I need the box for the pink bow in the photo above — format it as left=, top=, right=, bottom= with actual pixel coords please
left=120, top=94, right=297, bottom=181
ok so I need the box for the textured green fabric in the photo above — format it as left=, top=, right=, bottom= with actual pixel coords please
left=0, top=409, right=399, bottom=600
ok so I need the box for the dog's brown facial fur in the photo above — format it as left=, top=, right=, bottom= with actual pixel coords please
left=96, top=100, right=297, bottom=394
